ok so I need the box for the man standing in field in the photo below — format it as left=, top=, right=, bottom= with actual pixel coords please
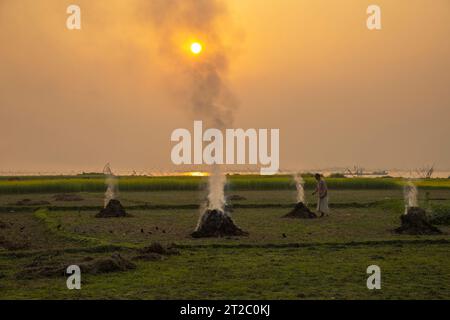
left=312, top=173, right=329, bottom=217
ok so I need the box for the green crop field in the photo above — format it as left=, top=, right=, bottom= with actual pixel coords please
left=0, top=176, right=449, bottom=299
left=1, top=175, right=450, bottom=194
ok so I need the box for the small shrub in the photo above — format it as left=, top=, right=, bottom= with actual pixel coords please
left=429, top=205, right=450, bottom=225
left=328, top=173, right=346, bottom=178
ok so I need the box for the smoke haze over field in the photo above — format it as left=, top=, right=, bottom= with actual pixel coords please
left=0, top=0, right=449, bottom=173
left=145, top=0, right=237, bottom=128
left=145, top=0, right=236, bottom=211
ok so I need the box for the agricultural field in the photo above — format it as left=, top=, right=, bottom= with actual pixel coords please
left=0, top=176, right=449, bottom=299
left=2, top=174, right=450, bottom=194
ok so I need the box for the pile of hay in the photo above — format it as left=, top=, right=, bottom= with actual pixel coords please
left=283, top=202, right=317, bottom=219
left=96, top=199, right=128, bottom=218
left=83, top=253, right=136, bottom=274
left=134, top=242, right=180, bottom=261
left=191, top=209, right=248, bottom=238
left=395, top=207, right=442, bottom=235
left=16, top=253, right=136, bottom=279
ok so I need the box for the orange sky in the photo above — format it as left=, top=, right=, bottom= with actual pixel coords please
left=0, top=0, right=449, bottom=173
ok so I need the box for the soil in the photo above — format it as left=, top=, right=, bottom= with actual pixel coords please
left=191, top=210, right=248, bottom=238
left=0, top=220, right=10, bottom=229
left=395, top=207, right=442, bottom=235
left=14, top=199, right=51, bottom=206
left=96, top=199, right=128, bottom=218
left=53, top=193, right=84, bottom=201
left=283, top=202, right=317, bottom=219
left=0, top=235, right=30, bottom=251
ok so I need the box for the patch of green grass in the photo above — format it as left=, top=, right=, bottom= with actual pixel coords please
left=33, top=209, right=104, bottom=246
left=33, top=209, right=140, bottom=250
left=429, top=205, right=450, bottom=225
left=0, top=243, right=448, bottom=299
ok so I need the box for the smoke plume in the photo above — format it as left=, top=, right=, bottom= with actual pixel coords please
left=145, top=0, right=236, bottom=126
left=404, top=180, right=418, bottom=214
left=207, top=165, right=226, bottom=210
left=294, top=173, right=305, bottom=203
left=147, top=0, right=238, bottom=212
left=103, top=163, right=118, bottom=208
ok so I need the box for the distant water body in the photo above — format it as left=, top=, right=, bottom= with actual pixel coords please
left=0, top=170, right=449, bottom=178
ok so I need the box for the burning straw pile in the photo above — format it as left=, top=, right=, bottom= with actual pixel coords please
left=147, top=1, right=247, bottom=237
left=395, top=182, right=441, bottom=235
left=284, top=202, right=317, bottom=219
left=96, top=199, right=127, bottom=218
left=96, top=164, right=128, bottom=218
left=283, top=174, right=317, bottom=219
left=191, top=168, right=248, bottom=238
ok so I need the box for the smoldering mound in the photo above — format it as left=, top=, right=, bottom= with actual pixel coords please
left=395, top=207, right=442, bottom=235
left=283, top=202, right=317, bottom=219
left=96, top=199, right=128, bottom=218
left=191, top=209, right=248, bottom=238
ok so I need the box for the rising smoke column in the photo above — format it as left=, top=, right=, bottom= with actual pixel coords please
left=294, top=173, right=305, bottom=203
left=395, top=179, right=441, bottom=235
left=103, top=163, right=118, bottom=208
left=404, top=180, right=418, bottom=214
left=207, top=165, right=226, bottom=210
left=146, top=0, right=238, bottom=213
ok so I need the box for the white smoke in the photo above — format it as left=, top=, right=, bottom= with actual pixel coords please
left=404, top=180, right=418, bottom=214
left=146, top=0, right=237, bottom=213
left=294, top=173, right=305, bottom=203
left=145, top=0, right=237, bottom=126
left=103, top=163, right=118, bottom=208
left=207, top=165, right=226, bottom=211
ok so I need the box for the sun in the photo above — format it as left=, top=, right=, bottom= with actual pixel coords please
left=190, top=42, right=203, bottom=55
left=184, top=171, right=209, bottom=177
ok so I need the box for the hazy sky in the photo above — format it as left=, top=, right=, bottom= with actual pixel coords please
left=1, top=0, right=449, bottom=173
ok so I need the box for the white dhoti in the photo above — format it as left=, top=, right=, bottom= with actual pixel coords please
left=317, top=196, right=329, bottom=214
